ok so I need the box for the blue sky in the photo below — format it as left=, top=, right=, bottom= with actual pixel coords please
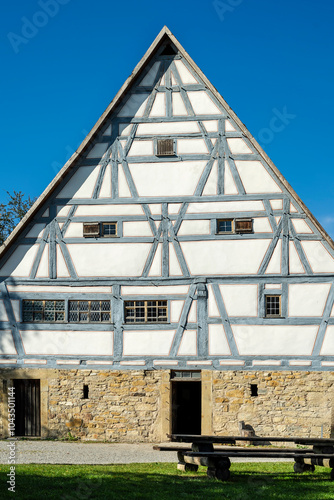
left=1, top=0, right=334, bottom=236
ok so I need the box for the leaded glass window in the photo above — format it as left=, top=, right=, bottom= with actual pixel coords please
left=22, top=300, right=65, bottom=322
left=68, top=300, right=111, bottom=323
left=265, top=295, right=281, bottom=317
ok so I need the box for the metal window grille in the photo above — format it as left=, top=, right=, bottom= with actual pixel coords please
left=68, top=300, right=111, bottom=323
left=217, top=219, right=233, bottom=233
left=171, top=371, right=201, bottom=379
left=235, top=219, right=253, bottom=233
left=157, top=139, right=174, bottom=156
left=102, top=222, right=117, bottom=237
left=22, top=300, right=65, bottom=322
left=124, top=300, right=168, bottom=323
left=265, top=295, right=281, bottom=317
left=83, top=223, right=100, bottom=237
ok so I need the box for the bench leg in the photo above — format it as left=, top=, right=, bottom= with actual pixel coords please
left=294, top=460, right=315, bottom=473
left=177, top=463, right=199, bottom=472
left=207, top=458, right=231, bottom=481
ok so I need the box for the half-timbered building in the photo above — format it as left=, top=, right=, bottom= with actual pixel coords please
left=1, top=27, right=334, bottom=441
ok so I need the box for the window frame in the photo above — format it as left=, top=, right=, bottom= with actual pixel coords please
left=68, top=299, right=111, bottom=323
left=101, top=222, right=117, bottom=238
left=216, top=219, right=234, bottom=234
left=216, top=218, right=253, bottom=235
left=264, top=295, right=281, bottom=318
left=124, top=299, right=169, bottom=324
left=22, top=299, right=66, bottom=323
left=83, top=222, right=118, bottom=238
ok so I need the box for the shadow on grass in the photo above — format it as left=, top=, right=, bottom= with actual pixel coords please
left=0, top=463, right=333, bottom=500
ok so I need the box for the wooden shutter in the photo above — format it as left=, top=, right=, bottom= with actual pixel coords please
left=235, top=219, right=253, bottom=233
left=83, top=223, right=100, bottom=237
left=157, top=139, right=174, bottom=156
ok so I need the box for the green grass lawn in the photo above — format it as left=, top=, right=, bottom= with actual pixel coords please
left=0, top=462, right=333, bottom=500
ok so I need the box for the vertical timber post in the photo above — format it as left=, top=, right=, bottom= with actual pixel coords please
left=197, top=283, right=208, bottom=357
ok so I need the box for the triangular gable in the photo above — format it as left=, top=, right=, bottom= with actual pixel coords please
left=1, top=25, right=333, bottom=267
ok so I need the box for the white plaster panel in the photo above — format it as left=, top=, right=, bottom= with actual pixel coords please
left=10, top=300, right=20, bottom=322
left=148, top=204, right=161, bottom=215
left=0, top=330, right=17, bottom=354
left=202, top=120, right=218, bottom=132
left=187, top=200, right=264, bottom=213
left=253, top=218, right=272, bottom=233
left=169, top=203, right=182, bottom=214
left=289, top=241, right=305, bottom=274
left=123, top=330, right=175, bottom=355
left=177, top=139, right=208, bottom=154
left=0, top=301, right=8, bottom=321
left=64, top=223, right=82, bottom=238
left=178, top=220, right=211, bottom=236
left=178, top=330, right=197, bottom=356
left=253, top=360, right=282, bottom=366
left=270, top=199, right=283, bottom=210
left=7, top=285, right=112, bottom=293
left=320, top=326, right=334, bottom=355
left=208, top=325, right=231, bottom=355
left=102, top=124, right=112, bottom=135
left=288, top=283, right=331, bottom=317
left=233, top=325, right=318, bottom=355
left=136, top=122, right=200, bottom=135
left=265, top=284, right=282, bottom=290
left=224, top=161, right=238, bottom=195
left=121, top=285, right=189, bottom=295
left=148, top=243, right=162, bottom=276
left=98, top=163, right=112, bottom=198
left=25, top=224, right=46, bottom=239
left=174, top=60, right=198, bottom=84
left=171, top=72, right=177, bottom=86
left=172, top=92, right=188, bottom=116
left=67, top=243, right=151, bottom=277
left=150, top=93, right=166, bottom=117
left=139, top=61, right=160, bottom=86
left=331, top=303, right=334, bottom=317
left=219, top=285, right=258, bottom=317
left=0, top=244, right=39, bottom=277
left=123, top=221, right=153, bottom=237
left=119, top=123, right=133, bottom=136
left=87, top=143, right=109, bottom=159
left=187, top=91, right=221, bottom=115
left=129, top=161, right=207, bottom=197
left=42, top=208, right=49, bottom=217
left=235, top=161, right=282, bottom=193
left=118, top=164, right=132, bottom=198
left=181, top=240, right=270, bottom=275
left=301, top=241, right=334, bottom=273
left=291, top=219, right=313, bottom=234
left=128, top=140, right=154, bottom=157
left=227, top=139, right=252, bottom=155
left=57, top=205, right=71, bottom=217
left=20, top=330, right=113, bottom=355
left=208, top=285, right=220, bottom=317
left=275, top=216, right=281, bottom=225
left=265, top=240, right=282, bottom=274
left=36, top=245, right=49, bottom=278
left=160, top=72, right=165, bottom=86
left=75, top=205, right=144, bottom=216
left=202, top=160, right=218, bottom=196
left=169, top=243, right=183, bottom=276
left=56, top=166, right=100, bottom=199
left=57, top=246, right=70, bottom=278
left=170, top=300, right=185, bottom=323
left=290, top=203, right=298, bottom=213
left=225, top=121, right=236, bottom=132
left=117, top=93, right=149, bottom=117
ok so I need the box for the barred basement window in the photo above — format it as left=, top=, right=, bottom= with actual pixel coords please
left=157, top=139, right=175, bottom=156
left=265, top=295, right=281, bottom=318
left=124, top=300, right=168, bottom=323
left=235, top=219, right=253, bottom=233
left=217, top=219, right=233, bottom=233
left=102, top=222, right=117, bottom=237
left=69, top=300, right=111, bottom=323
left=83, top=223, right=100, bottom=237
left=22, top=300, right=65, bottom=322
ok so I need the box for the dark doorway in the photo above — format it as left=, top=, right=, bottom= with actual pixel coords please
left=13, top=379, right=41, bottom=437
left=172, top=381, right=201, bottom=435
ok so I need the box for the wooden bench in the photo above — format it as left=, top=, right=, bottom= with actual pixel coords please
left=154, top=434, right=334, bottom=481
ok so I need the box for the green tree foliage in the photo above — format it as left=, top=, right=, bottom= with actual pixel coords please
left=0, top=191, right=36, bottom=246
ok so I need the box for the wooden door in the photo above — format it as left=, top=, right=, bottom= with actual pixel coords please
left=13, top=380, right=41, bottom=437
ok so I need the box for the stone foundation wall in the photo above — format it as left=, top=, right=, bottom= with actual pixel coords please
left=212, top=371, right=334, bottom=438
left=48, top=370, right=164, bottom=442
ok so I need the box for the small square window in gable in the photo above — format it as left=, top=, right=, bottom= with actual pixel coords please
left=217, top=219, right=233, bottom=233
left=156, top=139, right=175, bottom=156
left=235, top=219, right=253, bottom=233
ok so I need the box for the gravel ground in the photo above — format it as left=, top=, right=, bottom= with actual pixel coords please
left=0, top=440, right=292, bottom=464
